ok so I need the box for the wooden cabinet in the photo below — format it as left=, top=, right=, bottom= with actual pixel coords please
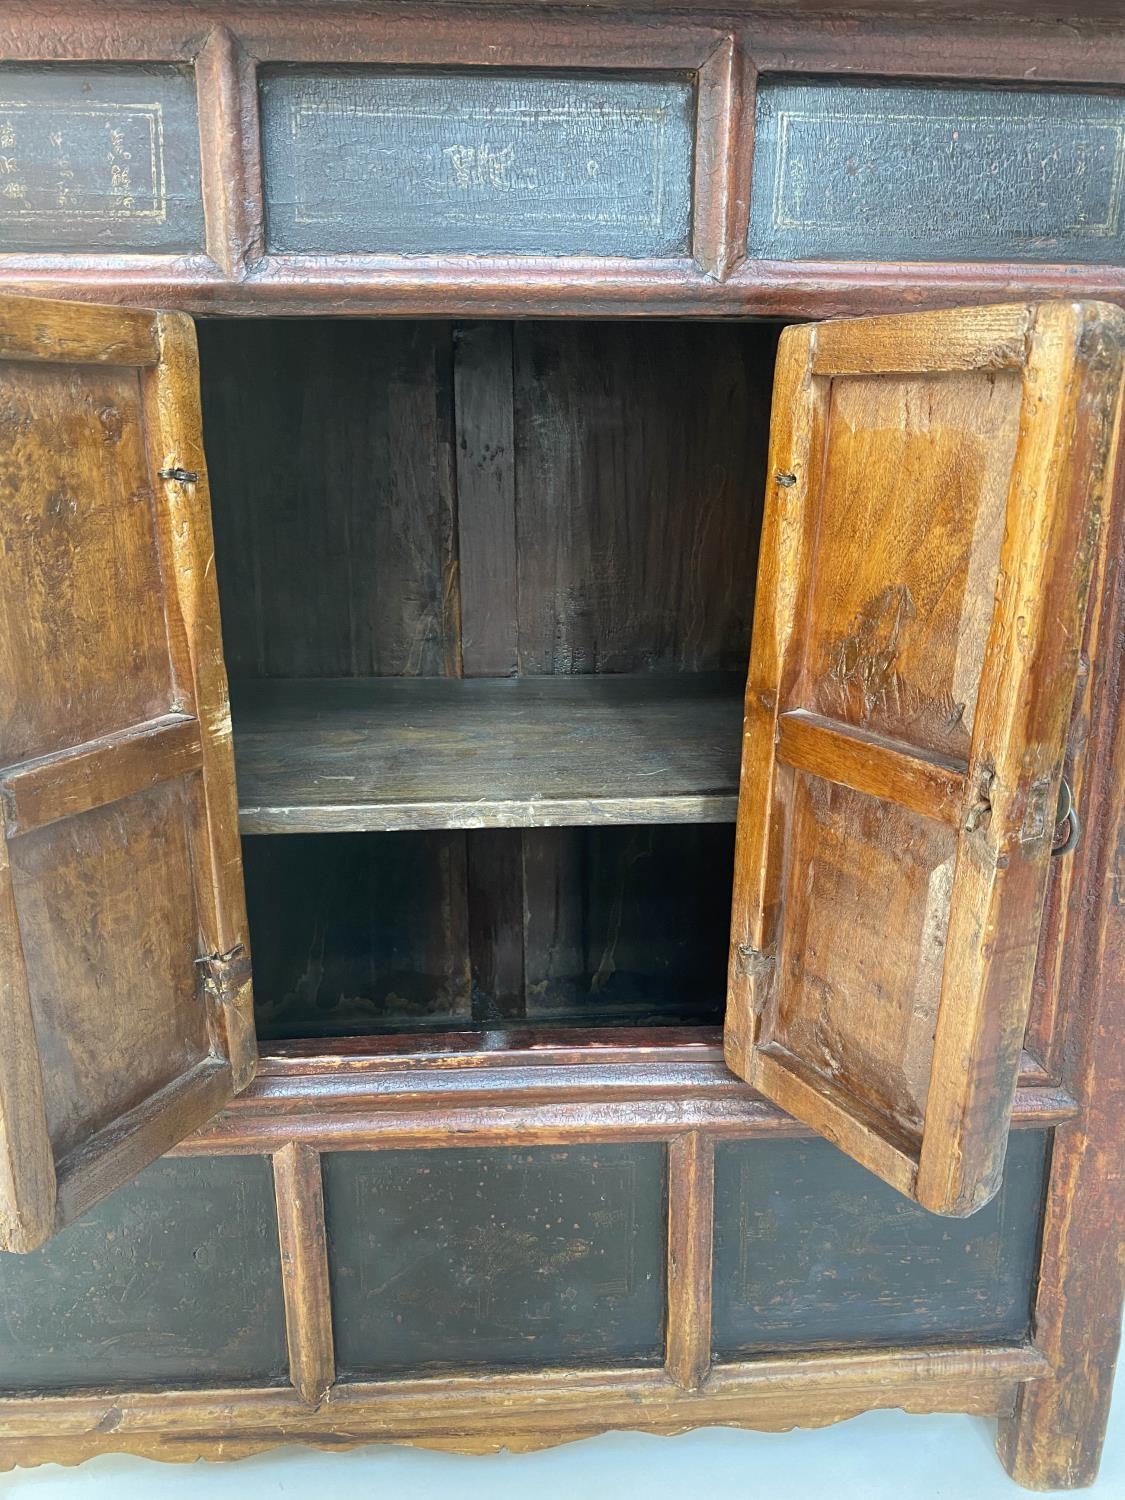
left=0, top=3, right=1124, bottom=1491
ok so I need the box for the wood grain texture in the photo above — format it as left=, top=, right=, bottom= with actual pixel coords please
left=996, top=306, right=1125, bottom=1491
left=273, top=1143, right=335, bottom=1405
left=0, top=1344, right=1049, bottom=1468
left=454, top=321, right=517, bottom=677
left=0, top=291, right=254, bottom=1250
left=519, top=825, right=732, bottom=1028
left=725, top=300, right=1125, bottom=1217
left=512, top=320, right=774, bottom=673
left=199, top=318, right=458, bottom=680
left=10, top=783, right=210, bottom=1164
left=665, top=1132, right=714, bottom=1389
left=178, top=1035, right=1074, bottom=1156
left=143, top=309, right=257, bottom=1090
left=0, top=2, right=1122, bottom=1483
left=777, top=710, right=966, bottom=827
left=195, top=26, right=261, bottom=275
left=242, top=831, right=472, bottom=1039
left=259, top=67, right=695, bottom=258
left=232, top=675, right=743, bottom=833
left=750, top=79, right=1125, bottom=265
left=1, top=713, right=202, bottom=837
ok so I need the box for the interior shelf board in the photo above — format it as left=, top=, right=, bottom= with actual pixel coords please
left=233, top=673, right=745, bottom=834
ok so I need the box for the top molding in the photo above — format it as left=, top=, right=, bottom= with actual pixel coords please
left=0, top=1, right=1124, bottom=316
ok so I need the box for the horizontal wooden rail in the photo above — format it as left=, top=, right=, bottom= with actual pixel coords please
left=172, top=1034, right=1077, bottom=1155
left=777, top=710, right=966, bottom=826
left=2, top=714, right=202, bottom=837
left=0, top=1342, right=1049, bottom=1468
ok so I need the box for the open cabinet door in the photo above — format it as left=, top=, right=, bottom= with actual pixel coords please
left=0, top=293, right=255, bottom=1252
left=725, top=301, right=1125, bottom=1217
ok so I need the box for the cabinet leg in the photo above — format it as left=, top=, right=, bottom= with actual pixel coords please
left=997, top=1359, right=1120, bottom=1490
left=995, top=1122, right=1125, bottom=1491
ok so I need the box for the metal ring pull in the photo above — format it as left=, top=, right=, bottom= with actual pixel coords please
left=1052, top=777, right=1081, bottom=857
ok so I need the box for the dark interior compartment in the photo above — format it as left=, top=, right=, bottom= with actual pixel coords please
left=198, top=317, right=779, bottom=1039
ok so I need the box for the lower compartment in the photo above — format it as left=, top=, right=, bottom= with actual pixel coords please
left=243, top=825, right=734, bottom=1038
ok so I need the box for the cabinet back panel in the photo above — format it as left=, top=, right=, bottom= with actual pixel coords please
left=713, top=1129, right=1049, bottom=1355
left=510, top=322, right=774, bottom=675
left=199, top=318, right=775, bottom=683
left=324, top=1143, right=666, bottom=1373
left=198, top=319, right=459, bottom=680
left=244, top=831, right=473, bottom=1039
left=0, top=1158, right=287, bottom=1389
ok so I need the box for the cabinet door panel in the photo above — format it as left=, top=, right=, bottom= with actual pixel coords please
left=0, top=293, right=255, bottom=1251
left=726, top=302, right=1125, bottom=1215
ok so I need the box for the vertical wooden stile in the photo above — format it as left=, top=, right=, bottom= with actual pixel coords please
left=195, top=26, right=262, bottom=276
left=273, top=1143, right=335, bottom=1406
left=665, top=1132, right=715, bottom=1390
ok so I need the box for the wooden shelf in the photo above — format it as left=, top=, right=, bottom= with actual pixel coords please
left=233, top=674, right=745, bottom=834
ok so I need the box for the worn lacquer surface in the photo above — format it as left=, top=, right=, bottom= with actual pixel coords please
left=260, top=69, right=695, bottom=257
left=0, top=65, right=203, bottom=252
left=324, top=1144, right=666, bottom=1372
left=750, top=79, right=1125, bottom=264
left=0, top=1157, right=286, bottom=1388
left=713, top=1130, right=1049, bottom=1352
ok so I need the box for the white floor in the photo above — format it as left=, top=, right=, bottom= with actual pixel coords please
left=2, top=1361, right=1121, bottom=1499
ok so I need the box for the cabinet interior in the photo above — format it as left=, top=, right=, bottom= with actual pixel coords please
left=198, top=317, right=782, bottom=1040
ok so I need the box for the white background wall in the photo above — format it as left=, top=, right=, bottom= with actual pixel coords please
left=2, top=1360, right=1121, bottom=1499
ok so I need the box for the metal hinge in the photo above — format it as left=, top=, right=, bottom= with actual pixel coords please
left=964, top=767, right=994, bottom=833
left=734, top=944, right=776, bottom=1016
left=1052, top=776, right=1081, bottom=857
left=195, top=944, right=250, bottom=1006
left=159, top=466, right=199, bottom=483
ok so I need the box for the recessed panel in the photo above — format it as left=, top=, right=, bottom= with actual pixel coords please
left=796, top=370, right=1021, bottom=759
left=10, top=781, right=209, bottom=1159
left=771, top=774, right=958, bottom=1138
left=0, top=361, right=174, bottom=763
left=325, top=1145, right=666, bottom=1372
left=750, top=79, right=1125, bottom=263
left=0, top=65, right=204, bottom=252
left=713, top=1131, right=1049, bottom=1353
left=0, top=1157, right=286, bottom=1389
left=260, top=69, right=695, bottom=257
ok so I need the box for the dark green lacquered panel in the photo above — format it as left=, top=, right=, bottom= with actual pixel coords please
left=713, top=1131, right=1049, bottom=1355
left=0, top=66, right=204, bottom=252
left=325, top=1144, right=666, bottom=1373
left=242, top=831, right=472, bottom=1039
left=0, top=1158, right=287, bottom=1389
left=260, top=68, right=695, bottom=257
left=749, top=78, right=1125, bottom=263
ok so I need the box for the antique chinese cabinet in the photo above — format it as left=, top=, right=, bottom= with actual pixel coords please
left=0, top=1, right=1124, bottom=1490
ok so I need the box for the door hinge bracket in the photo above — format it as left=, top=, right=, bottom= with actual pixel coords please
left=964, top=767, right=994, bottom=833
left=195, top=944, right=250, bottom=1006
left=159, top=466, right=199, bottom=484
left=734, top=944, right=776, bottom=1015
